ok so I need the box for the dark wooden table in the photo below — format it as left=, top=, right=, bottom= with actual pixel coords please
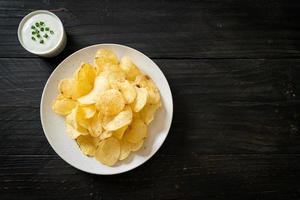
left=1, top=0, right=300, bottom=199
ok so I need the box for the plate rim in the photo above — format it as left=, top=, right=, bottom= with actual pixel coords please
left=40, top=43, right=173, bottom=175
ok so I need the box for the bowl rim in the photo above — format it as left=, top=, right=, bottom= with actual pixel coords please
left=40, top=43, right=173, bottom=175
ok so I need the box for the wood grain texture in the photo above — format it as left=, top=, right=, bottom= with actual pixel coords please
left=0, top=58, right=299, bottom=156
left=1, top=0, right=300, bottom=199
left=1, top=0, right=300, bottom=58
left=1, top=154, right=300, bottom=200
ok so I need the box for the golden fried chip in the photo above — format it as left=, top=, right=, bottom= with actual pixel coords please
left=113, top=125, right=128, bottom=140
left=78, top=75, right=110, bottom=105
left=112, top=81, right=136, bottom=104
left=95, top=137, right=120, bottom=166
left=59, top=79, right=75, bottom=99
left=128, top=139, right=144, bottom=152
left=76, top=135, right=99, bottom=156
left=103, top=106, right=132, bottom=131
left=75, top=63, right=96, bottom=85
left=96, top=89, right=125, bottom=116
left=72, top=79, right=94, bottom=100
left=139, top=103, right=161, bottom=125
left=94, top=49, right=119, bottom=74
left=119, top=56, right=141, bottom=81
left=89, top=112, right=103, bottom=137
left=135, top=75, right=160, bottom=104
left=99, top=130, right=113, bottom=140
left=76, top=106, right=92, bottom=129
left=66, top=124, right=87, bottom=139
left=123, top=118, right=147, bottom=143
left=52, top=97, right=77, bottom=115
left=132, top=87, right=148, bottom=112
left=119, top=140, right=131, bottom=160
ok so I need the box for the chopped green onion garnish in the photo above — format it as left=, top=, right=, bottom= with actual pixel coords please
left=45, top=27, right=49, bottom=31
left=40, top=21, right=44, bottom=26
left=31, top=26, right=36, bottom=29
left=40, top=27, right=44, bottom=31
left=31, top=36, right=36, bottom=41
left=37, top=34, right=40, bottom=38
left=50, top=30, right=54, bottom=34
left=40, top=40, right=44, bottom=44
left=32, top=31, right=36, bottom=35
left=35, top=22, right=39, bottom=27
left=43, top=34, right=48, bottom=38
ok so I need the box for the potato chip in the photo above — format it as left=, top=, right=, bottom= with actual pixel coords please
left=52, top=96, right=77, bottom=115
left=135, top=75, right=160, bottom=104
left=128, top=139, right=144, bottom=152
left=75, top=63, right=96, bottom=85
left=66, top=124, right=86, bottom=139
left=123, top=118, right=147, bottom=143
left=113, top=125, right=128, bottom=140
left=103, top=63, right=121, bottom=73
left=72, top=79, right=94, bottom=100
left=79, top=105, right=96, bottom=119
left=78, top=75, right=110, bottom=105
left=99, top=130, right=112, bottom=140
left=103, top=106, right=132, bottom=131
left=112, top=81, right=136, bottom=104
left=76, top=135, right=99, bottom=156
left=108, top=71, right=126, bottom=86
left=59, top=79, right=75, bottom=99
left=95, top=137, right=120, bottom=166
left=94, top=49, right=119, bottom=74
left=119, top=56, right=141, bottom=81
left=139, top=103, right=161, bottom=125
left=119, top=140, right=131, bottom=160
left=132, top=87, right=148, bottom=112
left=89, top=112, right=103, bottom=137
left=76, top=106, right=92, bottom=129
left=96, top=89, right=125, bottom=116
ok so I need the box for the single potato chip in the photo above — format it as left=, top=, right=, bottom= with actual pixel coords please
left=95, top=137, right=120, bottom=166
left=113, top=81, right=136, bottom=104
left=119, top=140, right=131, bottom=160
left=132, top=87, right=148, bottom=112
left=128, top=139, right=144, bottom=152
left=89, top=112, right=103, bottom=137
left=66, top=124, right=87, bottom=139
left=96, top=89, right=125, bottom=116
left=119, top=56, right=141, bottom=81
left=108, top=71, right=126, bottom=86
left=123, top=118, right=147, bottom=143
left=79, top=105, right=96, bottom=119
left=139, top=103, right=161, bottom=125
left=72, top=79, right=94, bottom=100
left=75, top=63, right=96, bottom=85
left=76, top=135, right=99, bottom=156
left=94, top=49, right=119, bottom=74
left=99, top=130, right=113, bottom=140
left=135, top=75, right=160, bottom=104
left=103, top=106, right=132, bottom=131
left=113, top=125, right=128, bottom=140
left=59, top=79, right=75, bottom=99
left=78, top=75, right=110, bottom=105
left=52, top=97, right=77, bottom=115
left=76, top=106, right=92, bottom=129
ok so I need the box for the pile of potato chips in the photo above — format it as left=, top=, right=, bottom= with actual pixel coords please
left=52, top=49, right=161, bottom=166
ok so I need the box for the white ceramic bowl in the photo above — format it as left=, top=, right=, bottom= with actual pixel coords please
left=18, top=10, right=67, bottom=57
left=40, top=44, right=173, bottom=174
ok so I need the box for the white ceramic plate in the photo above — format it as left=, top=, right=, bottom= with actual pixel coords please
left=40, top=44, right=173, bottom=175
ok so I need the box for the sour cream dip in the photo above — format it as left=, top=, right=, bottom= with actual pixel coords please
left=18, top=10, right=66, bottom=57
